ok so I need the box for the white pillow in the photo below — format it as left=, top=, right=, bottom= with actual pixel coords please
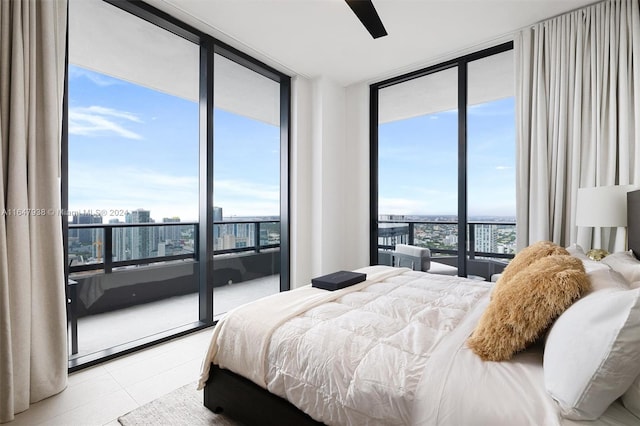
left=601, top=250, right=640, bottom=284
left=544, top=286, right=640, bottom=420
left=566, top=244, right=589, bottom=260
left=623, top=375, right=640, bottom=418
left=586, top=268, right=629, bottom=292
left=566, top=244, right=619, bottom=285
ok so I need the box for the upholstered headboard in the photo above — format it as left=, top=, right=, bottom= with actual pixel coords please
left=628, top=189, right=640, bottom=259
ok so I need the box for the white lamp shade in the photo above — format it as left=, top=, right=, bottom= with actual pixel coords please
left=576, top=185, right=637, bottom=228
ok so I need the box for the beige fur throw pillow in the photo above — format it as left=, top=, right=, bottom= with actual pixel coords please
left=494, top=241, right=569, bottom=297
left=468, top=255, right=590, bottom=361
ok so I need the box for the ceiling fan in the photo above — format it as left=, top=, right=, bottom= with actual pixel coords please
left=345, top=0, right=388, bottom=39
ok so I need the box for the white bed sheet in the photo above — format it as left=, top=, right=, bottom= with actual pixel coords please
left=199, top=266, right=640, bottom=426
left=413, top=295, right=639, bottom=425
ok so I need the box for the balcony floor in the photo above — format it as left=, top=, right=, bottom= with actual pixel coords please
left=72, top=274, right=279, bottom=359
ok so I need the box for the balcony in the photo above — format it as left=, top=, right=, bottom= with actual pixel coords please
left=66, top=218, right=515, bottom=363
left=377, top=219, right=516, bottom=279
left=67, top=220, right=280, bottom=362
left=69, top=274, right=279, bottom=358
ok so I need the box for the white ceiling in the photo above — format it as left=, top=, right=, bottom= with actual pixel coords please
left=148, top=0, right=597, bottom=87
left=70, top=0, right=280, bottom=125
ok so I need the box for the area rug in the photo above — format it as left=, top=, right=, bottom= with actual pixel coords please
left=118, top=382, right=240, bottom=425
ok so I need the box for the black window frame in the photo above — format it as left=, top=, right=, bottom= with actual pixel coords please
left=63, top=0, right=291, bottom=371
left=369, top=41, right=514, bottom=276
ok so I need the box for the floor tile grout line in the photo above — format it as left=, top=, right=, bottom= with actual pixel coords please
left=11, top=331, right=211, bottom=426
left=106, top=353, right=198, bottom=390
left=34, top=387, right=136, bottom=426
left=120, top=383, right=143, bottom=410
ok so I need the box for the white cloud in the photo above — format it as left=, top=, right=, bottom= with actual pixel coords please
left=80, top=106, right=142, bottom=123
left=69, top=164, right=199, bottom=221
left=214, top=179, right=280, bottom=217
left=68, top=166, right=281, bottom=221
left=215, top=180, right=279, bottom=202
left=69, top=66, right=122, bottom=87
left=69, top=106, right=143, bottom=140
left=495, top=166, right=513, bottom=170
left=468, top=101, right=513, bottom=117
left=379, top=195, right=457, bottom=216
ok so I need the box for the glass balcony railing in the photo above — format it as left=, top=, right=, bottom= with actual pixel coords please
left=68, top=219, right=282, bottom=273
left=213, top=220, right=280, bottom=254
left=377, top=219, right=516, bottom=260
left=66, top=220, right=281, bottom=358
left=69, top=222, right=199, bottom=274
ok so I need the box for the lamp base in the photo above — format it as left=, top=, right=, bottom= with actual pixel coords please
left=586, top=248, right=609, bottom=261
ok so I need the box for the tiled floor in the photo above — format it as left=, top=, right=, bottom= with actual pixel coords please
left=73, top=274, right=279, bottom=357
left=12, top=275, right=280, bottom=426
left=12, top=328, right=213, bottom=426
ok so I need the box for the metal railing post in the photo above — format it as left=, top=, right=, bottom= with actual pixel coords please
left=104, top=225, right=113, bottom=273
left=408, top=222, right=415, bottom=246
left=193, top=223, right=199, bottom=258
left=255, top=221, right=261, bottom=253
left=468, top=223, right=476, bottom=260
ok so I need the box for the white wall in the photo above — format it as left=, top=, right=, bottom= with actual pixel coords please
left=345, top=83, right=370, bottom=269
left=290, top=76, right=370, bottom=288
left=290, top=76, right=313, bottom=289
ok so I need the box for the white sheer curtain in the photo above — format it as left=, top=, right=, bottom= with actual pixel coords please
left=516, top=0, right=640, bottom=252
left=0, top=0, right=68, bottom=422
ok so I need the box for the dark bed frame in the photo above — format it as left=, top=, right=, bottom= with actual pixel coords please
left=204, top=364, right=324, bottom=425
left=203, top=189, right=640, bottom=425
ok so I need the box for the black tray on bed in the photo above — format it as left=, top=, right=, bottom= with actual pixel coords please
left=311, top=271, right=366, bottom=291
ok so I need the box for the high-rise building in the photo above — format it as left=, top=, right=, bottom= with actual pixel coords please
left=213, top=207, right=223, bottom=222
left=378, top=214, right=409, bottom=248
left=475, top=224, right=498, bottom=254
left=72, top=213, right=103, bottom=244
left=109, top=218, right=126, bottom=262
left=70, top=213, right=103, bottom=258
left=162, top=217, right=181, bottom=242
left=444, top=234, right=458, bottom=246
left=213, top=207, right=223, bottom=248
left=125, top=209, right=159, bottom=259
left=117, top=209, right=154, bottom=260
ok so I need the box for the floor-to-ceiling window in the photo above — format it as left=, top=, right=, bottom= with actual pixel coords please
left=371, top=43, right=514, bottom=278
left=211, top=52, right=283, bottom=319
left=466, top=50, right=516, bottom=270
left=65, top=0, right=290, bottom=370
left=377, top=67, right=459, bottom=260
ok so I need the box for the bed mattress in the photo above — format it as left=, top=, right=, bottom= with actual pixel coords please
left=199, top=265, right=639, bottom=425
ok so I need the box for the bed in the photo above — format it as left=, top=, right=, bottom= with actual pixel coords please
left=197, top=190, right=640, bottom=425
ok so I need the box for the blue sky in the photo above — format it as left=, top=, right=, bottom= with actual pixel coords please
left=69, top=64, right=514, bottom=223
left=378, top=97, right=515, bottom=218
left=68, top=65, right=279, bottom=222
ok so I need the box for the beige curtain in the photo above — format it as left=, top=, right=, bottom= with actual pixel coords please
left=0, top=0, right=68, bottom=422
left=516, top=0, right=640, bottom=251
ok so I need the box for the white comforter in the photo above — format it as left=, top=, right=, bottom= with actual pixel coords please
left=198, top=266, right=639, bottom=426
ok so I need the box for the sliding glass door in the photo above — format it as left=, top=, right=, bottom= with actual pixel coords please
left=67, top=0, right=200, bottom=362
left=372, top=43, right=515, bottom=278
left=65, top=0, right=290, bottom=369
left=212, top=53, right=282, bottom=319
left=377, top=67, right=459, bottom=268
left=466, top=50, right=516, bottom=276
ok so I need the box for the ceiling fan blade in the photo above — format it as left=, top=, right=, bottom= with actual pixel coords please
left=345, top=0, right=388, bottom=39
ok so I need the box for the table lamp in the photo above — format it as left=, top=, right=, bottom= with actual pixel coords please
left=576, top=185, right=630, bottom=259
